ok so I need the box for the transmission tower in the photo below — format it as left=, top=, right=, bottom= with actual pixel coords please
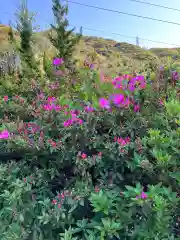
left=136, top=36, right=140, bottom=46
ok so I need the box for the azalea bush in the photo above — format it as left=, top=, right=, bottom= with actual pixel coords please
left=0, top=0, right=179, bottom=237
left=0, top=55, right=179, bottom=239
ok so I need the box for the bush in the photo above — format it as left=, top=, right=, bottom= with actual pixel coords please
left=0, top=59, right=179, bottom=239
left=0, top=1, right=179, bottom=239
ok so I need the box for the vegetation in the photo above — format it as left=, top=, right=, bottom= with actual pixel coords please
left=0, top=0, right=179, bottom=239
left=49, top=0, right=82, bottom=71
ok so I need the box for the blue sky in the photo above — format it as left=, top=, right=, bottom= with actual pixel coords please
left=1, top=0, right=180, bottom=48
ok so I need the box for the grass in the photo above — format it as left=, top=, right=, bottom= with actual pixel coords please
left=0, top=23, right=180, bottom=76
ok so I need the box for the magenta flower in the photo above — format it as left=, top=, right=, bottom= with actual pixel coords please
left=71, top=109, right=80, bottom=115
left=119, top=139, right=126, bottom=146
left=4, top=96, right=8, bottom=102
left=172, top=71, right=179, bottom=81
left=122, top=97, right=131, bottom=107
left=112, top=76, right=123, bottom=84
left=54, top=105, right=62, bottom=111
left=78, top=119, right=83, bottom=125
left=128, top=83, right=135, bottom=91
left=139, top=81, right=146, bottom=89
left=47, top=96, right=56, bottom=102
left=136, top=191, right=148, bottom=199
left=134, top=104, right=140, bottom=112
left=53, top=58, right=64, bottom=65
left=114, top=136, right=130, bottom=146
left=135, top=76, right=146, bottom=89
left=63, top=119, right=73, bottom=127
left=84, top=106, right=94, bottom=112
left=43, top=104, right=54, bottom=111
left=99, top=98, right=110, bottom=109
left=81, top=153, right=87, bottom=159
left=112, top=94, right=124, bottom=105
left=63, top=113, right=83, bottom=127
left=112, top=76, right=125, bottom=89
left=136, top=76, right=145, bottom=81
left=115, top=83, right=124, bottom=89
left=0, top=130, right=10, bottom=139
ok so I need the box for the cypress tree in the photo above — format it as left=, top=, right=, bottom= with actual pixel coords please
left=12, top=0, right=38, bottom=76
left=49, top=0, right=82, bottom=72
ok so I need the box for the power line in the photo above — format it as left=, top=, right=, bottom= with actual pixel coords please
left=68, top=0, right=180, bottom=26
left=71, top=25, right=180, bottom=48
left=127, top=0, right=180, bottom=12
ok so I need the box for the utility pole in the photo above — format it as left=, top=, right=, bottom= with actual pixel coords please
left=136, top=36, right=139, bottom=46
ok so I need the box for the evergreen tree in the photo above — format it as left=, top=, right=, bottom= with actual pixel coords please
left=11, top=0, right=38, bottom=76
left=49, top=0, right=82, bottom=71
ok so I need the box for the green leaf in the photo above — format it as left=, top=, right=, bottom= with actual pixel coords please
left=169, top=172, right=180, bottom=182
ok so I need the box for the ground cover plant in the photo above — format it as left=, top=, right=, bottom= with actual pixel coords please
left=0, top=0, right=179, bottom=239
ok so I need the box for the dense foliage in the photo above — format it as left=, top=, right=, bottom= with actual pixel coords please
left=0, top=0, right=179, bottom=239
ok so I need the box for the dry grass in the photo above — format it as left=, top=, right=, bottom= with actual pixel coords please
left=0, top=25, right=180, bottom=75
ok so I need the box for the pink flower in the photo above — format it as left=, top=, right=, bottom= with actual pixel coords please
left=119, top=139, right=126, bottom=146
left=139, top=81, right=146, bottom=89
left=47, top=96, right=56, bottom=102
left=50, top=141, right=57, bottom=148
left=122, top=97, right=131, bottom=107
left=112, top=76, right=124, bottom=89
left=114, top=136, right=130, bottom=146
left=112, top=94, right=124, bottom=105
left=112, top=76, right=123, bottom=83
left=81, top=153, right=87, bottom=159
left=52, top=199, right=57, bottom=205
left=98, top=152, right=102, bottom=157
left=71, top=109, right=80, bottom=115
left=57, top=193, right=61, bottom=199
left=136, top=76, right=145, bottom=81
left=4, top=96, right=8, bottom=102
left=134, top=104, right=140, bottom=112
left=159, top=99, right=164, bottom=105
left=54, top=105, right=62, bottom=111
left=53, top=58, right=64, bottom=65
left=61, top=193, right=65, bottom=199
left=84, top=106, right=94, bottom=112
left=43, top=104, right=54, bottom=111
left=114, top=83, right=124, bottom=89
left=125, top=136, right=130, bottom=143
left=0, top=130, right=10, bottom=139
left=136, top=191, right=148, bottom=199
left=99, top=98, right=110, bottom=109
left=172, top=71, right=179, bottom=81
left=78, top=119, right=83, bottom=125
left=63, top=119, right=73, bottom=127
left=128, top=83, right=135, bottom=91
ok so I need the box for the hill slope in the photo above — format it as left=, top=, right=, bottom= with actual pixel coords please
left=0, top=24, right=180, bottom=75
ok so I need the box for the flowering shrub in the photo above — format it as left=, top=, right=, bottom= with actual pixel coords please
left=0, top=56, right=179, bottom=239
